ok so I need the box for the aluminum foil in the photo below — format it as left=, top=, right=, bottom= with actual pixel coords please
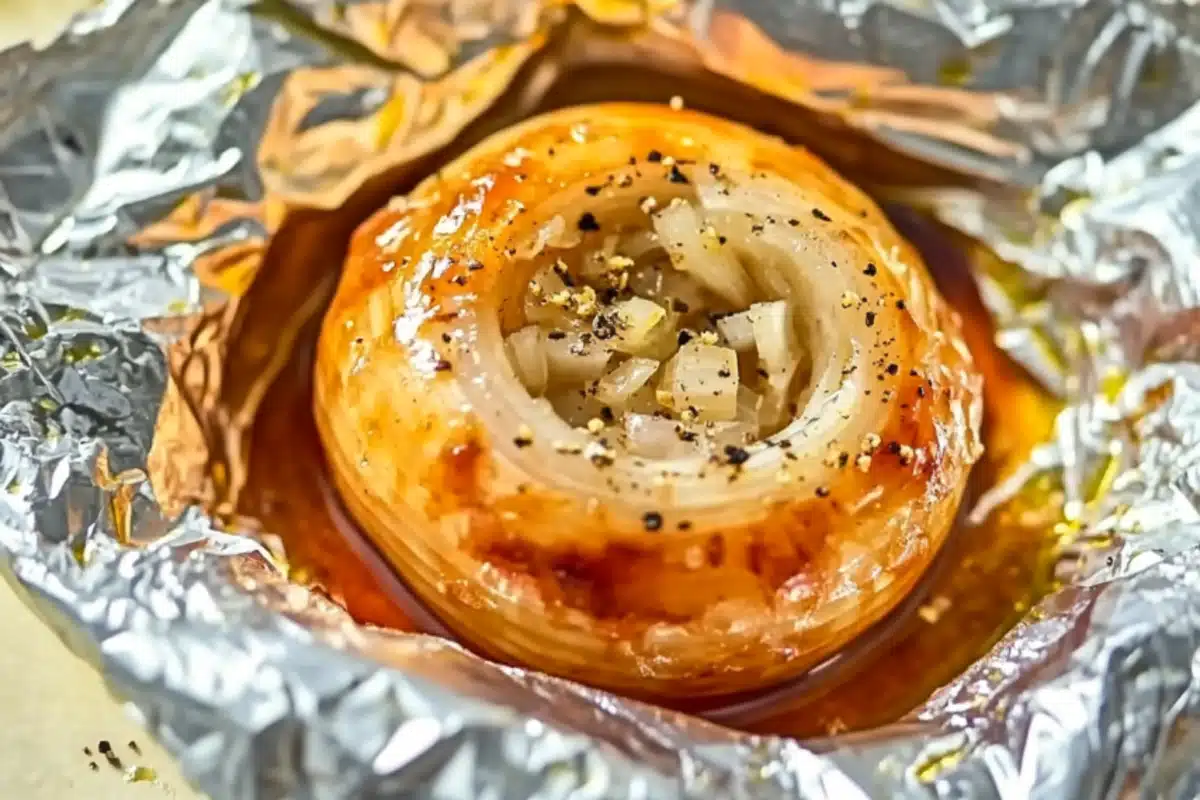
left=2, top=0, right=1200, bottom=797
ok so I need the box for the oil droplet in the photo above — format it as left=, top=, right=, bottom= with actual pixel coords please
left=937, top=55, right=973, bottom=86
left=124, top=765, right=157, bottom=783
left=914, top=746, right=964, bottom=782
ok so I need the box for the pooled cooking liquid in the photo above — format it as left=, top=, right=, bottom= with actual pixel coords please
left=236, top=198, right=1057, bottom=736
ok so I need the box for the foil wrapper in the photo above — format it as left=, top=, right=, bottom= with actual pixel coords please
left=2, top=0, right=1199, bottom=797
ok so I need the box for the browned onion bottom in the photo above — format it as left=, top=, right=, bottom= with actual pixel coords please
left=318, top=469, right=953, bottom=725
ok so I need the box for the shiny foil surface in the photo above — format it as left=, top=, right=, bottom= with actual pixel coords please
left=1, top=0, right=1199, bottom=798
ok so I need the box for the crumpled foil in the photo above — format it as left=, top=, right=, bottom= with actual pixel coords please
left=2, top=0, right=1200, bottom=797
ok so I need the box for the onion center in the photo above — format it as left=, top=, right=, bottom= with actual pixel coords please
left=500, top=167, right=814, bottom=465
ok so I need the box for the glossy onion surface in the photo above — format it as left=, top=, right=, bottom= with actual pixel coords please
left=314, top=103, right=984, bottom=702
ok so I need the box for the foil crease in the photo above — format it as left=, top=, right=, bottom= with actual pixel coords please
left=2, top=0, right=1200, bottom=798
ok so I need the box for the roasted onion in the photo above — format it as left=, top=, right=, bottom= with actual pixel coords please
left=313, top=103, right=984, bottom=703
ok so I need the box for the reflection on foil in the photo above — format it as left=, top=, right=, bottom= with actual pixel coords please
left=0, top=0, right=1199, bottom=798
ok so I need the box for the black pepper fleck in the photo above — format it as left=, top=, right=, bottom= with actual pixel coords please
left=577, top=212, right=600, bottom=232
left=864, top=263, right=878, bottom=276
left=548, top=330, right=566, bottom=340
left=865, top=311, right=876, bottom=327
left=668, top=164, right=689, bottom=184
left=585, top=185, right=603, bottom=196
left=513, top=434, right=533, bottom=448
left=887, top=363, right=899, bottom=375
left=647, top=150, right=663, bottom=162
left=724, top=445, right=750, bottom=466
left=811, top=208, right=831, bottom=222
left=677, top=330, right=694, bottom=346
left=815, top=486, right=830, bottom=498
left=643, top=511, right=664, bottom=531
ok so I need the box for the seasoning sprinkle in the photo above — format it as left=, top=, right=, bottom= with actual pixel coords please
left=724, top=445, right=750, bottom=466
left=643, top=511, right=664, bottom=531
left=513, top=425, right=534, bottom=448
left=577, top=212, right=600, bottom=231
left=811, top=208, right=831, bottom=222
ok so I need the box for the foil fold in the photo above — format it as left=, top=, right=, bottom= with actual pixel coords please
left=3, top=0, right=1200, bottom=797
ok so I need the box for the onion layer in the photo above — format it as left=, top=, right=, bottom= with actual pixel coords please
left=314, top=103, right=984, bottom=703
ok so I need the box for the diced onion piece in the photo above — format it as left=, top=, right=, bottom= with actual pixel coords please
left=525, top=263, right=574, bottom=326
left=716, top=310, right=756, bottom=352
left=736, top=385, right=762, bottom=427
left=545, top=332, right=612, bottom=385
left=548, top=390, right=607, bottom=428
left=759, top=363, right=800, bottom=429
left=624, top=384, right=660, bottom=415
left=624, top=413, right=702, bottom=459
left=660, top=343, right=739, bottom=421
left=505, top=325, right=547, bottom=395
left=608, top=297, right=668, bottom=354
left=653, top=200, right=754, bottom=307
left=749, top=300, right=799, bottom=375
left=593, top=357, right=660, bottom=408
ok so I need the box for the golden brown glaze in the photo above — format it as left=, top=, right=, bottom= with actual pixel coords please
left=313, top=103, right=984, bottom=702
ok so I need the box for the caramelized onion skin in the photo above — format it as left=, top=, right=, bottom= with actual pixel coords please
left=314, top=103, right=983, bottom=703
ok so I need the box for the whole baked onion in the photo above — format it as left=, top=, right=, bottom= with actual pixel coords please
left=313, top=103, right=983, bottom=704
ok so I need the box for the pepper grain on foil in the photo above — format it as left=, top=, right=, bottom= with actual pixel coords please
left=0, top=0, right=1198, bottom=798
